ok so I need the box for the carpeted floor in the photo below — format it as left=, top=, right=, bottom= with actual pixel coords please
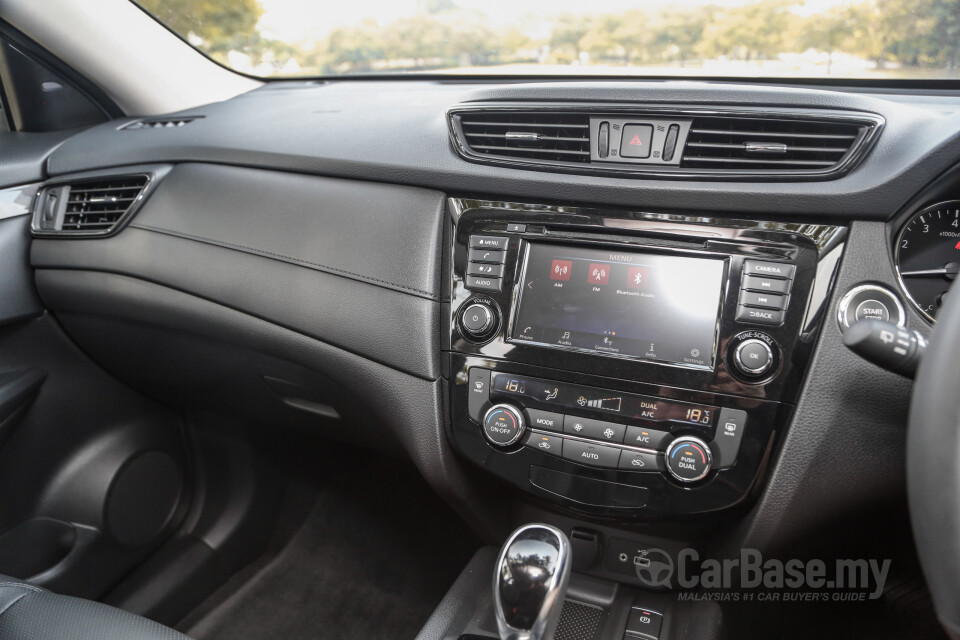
left=181, top=458, right=480, bottom=640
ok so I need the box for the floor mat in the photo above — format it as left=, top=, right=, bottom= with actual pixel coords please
left=183, top=459, right=480, bottom=640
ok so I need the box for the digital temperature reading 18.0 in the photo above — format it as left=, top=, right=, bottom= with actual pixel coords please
left=685, top=408, right=712, bottom=424
left=504, top=379, right=525, bottom=394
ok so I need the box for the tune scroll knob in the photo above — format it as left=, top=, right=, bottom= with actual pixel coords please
left=733, top=338, right=774, bottom=377
left=482, top=404, right=525, bottom=448
left=665, top=436, right=713, bottom=483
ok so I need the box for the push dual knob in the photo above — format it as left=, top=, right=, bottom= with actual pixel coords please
left=483, top=404, right=525, bottom=448
left=665, top=436, right=712, bottom=483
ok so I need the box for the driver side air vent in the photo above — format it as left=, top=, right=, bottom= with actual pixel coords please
left=33, top=175, right=151, bottom=237
left=681, top=116, right=864, bottom=171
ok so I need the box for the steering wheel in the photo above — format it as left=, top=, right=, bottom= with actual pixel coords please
left=909, top=285, right=960, bottom=639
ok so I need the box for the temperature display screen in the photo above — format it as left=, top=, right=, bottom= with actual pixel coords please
left=491, top=372, right=717, bottom=427
left=511, top=244, right=726, bottom=368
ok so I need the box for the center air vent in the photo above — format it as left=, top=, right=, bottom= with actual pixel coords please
left=455, top=112, right=590, bottom=163
left=448, top=104, right=882, bottom=180
left=33, top=175, right=151, bottom=237
left=681, top=116, right=864, bottom=171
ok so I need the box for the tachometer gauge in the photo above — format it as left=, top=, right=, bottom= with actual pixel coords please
left=895, top=200, right=960, bottom=322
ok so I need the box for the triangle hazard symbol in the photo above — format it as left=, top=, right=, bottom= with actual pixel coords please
left=628, top=134, right=643, bottom=145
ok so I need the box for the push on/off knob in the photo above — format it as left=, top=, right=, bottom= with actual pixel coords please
left=665, top=436, right=712, bottom=483
left=460, top=302, right=496, bottom=339
left=482, top=404, right=525, bottom=448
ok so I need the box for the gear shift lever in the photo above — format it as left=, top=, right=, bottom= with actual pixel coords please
left=494, top=524, right=571, bottom=640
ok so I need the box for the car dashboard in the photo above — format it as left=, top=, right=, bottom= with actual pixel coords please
left=14, top=77, right=960, bottom=591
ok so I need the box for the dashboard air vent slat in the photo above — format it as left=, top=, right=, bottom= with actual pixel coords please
left=681, top=116, right=863, bottom=172
left=457, top=112, right=591, bottom=163
left=122, top=116, right=199, bottom=130
left=58, top=176, right=149, bottom=233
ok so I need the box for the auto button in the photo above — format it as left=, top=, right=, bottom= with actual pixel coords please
left=562, top=439, right=620, bottom=469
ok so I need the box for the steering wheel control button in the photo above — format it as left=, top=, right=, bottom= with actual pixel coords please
left=734, top=339, right=774, bottom=376
left=618, top=450, right=659, bottom=472
left=743, top=260, right=796, bottom=280
left=461, top=303, right=493, bottom=335
left=562, top=439, right=620, bottom=469
left=711, top=408, right=747, bottom=469
left=467, top=368, right=491, bottom=423
left=626, top=606, right=664, bottom=639
left=837, top=284, right=905, bottom=332
left=665, top=437, right=713, bottom=483
left=482, top=404, right=525, bottom=448
left=523, top=431, right=562, bottom=457
left=624, top=426, right=669, bottom=450
left=620, top=124, right=653, bottom=159
left=563, top=415, right=626, bottom=443
left=524, top=409, right=564, bottom=433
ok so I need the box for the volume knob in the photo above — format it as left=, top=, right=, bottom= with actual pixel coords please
left=460, top=302, right=496, bottom=340
left=482, top=404, right=525, bottom=448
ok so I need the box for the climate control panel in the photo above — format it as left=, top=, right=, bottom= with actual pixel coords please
left=451, top=357, right=782, bottom=518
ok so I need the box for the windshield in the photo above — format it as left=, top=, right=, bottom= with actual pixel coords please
left=134, top=0, right=960, bottom=80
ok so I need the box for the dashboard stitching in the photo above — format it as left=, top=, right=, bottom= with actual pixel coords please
left=128, top=223, right=439, bottom=300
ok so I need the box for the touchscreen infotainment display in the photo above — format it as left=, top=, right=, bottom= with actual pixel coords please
left=510, top=244, right=726, bottom=368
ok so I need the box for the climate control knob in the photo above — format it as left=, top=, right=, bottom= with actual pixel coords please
left=482, top=404, right=525, bottom=448
left=665, top=436, right=713, bottom=483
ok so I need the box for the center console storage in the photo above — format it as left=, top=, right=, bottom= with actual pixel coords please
left=446, top=199, right=845, bottom=520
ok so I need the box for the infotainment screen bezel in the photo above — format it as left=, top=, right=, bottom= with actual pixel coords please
left=506, top=241, right=729, bottom=370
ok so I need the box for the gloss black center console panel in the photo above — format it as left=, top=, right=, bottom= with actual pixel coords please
left=446, top=198, right=845, bottom=520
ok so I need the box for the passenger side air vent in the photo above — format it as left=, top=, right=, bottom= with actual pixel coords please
left=121, top=116, right=200, bottom=130
left=681, top=116, right=864, bottom=172
left=33, top=175, right=151, bottom=237
left=455, top=112, right=591, bottom=164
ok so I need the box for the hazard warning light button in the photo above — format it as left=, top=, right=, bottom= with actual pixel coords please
left=619, top=124, right=653, bottom=159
